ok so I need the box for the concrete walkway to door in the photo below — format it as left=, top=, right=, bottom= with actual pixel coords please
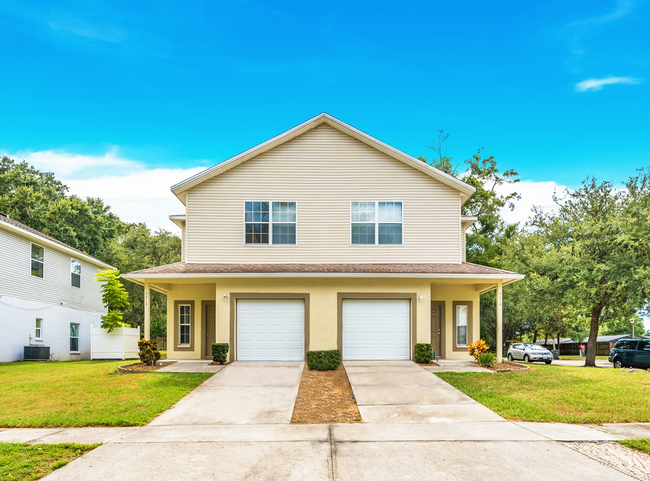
left=344, top=360, right=504, bottom=423
left=150, top=361, right=304, bottom=425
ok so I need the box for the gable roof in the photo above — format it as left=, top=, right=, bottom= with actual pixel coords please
left=0, top=213, right=114, bottom=269
left=171, top=113, right=476, bottom=204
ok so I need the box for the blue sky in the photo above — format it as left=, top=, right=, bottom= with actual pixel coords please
left=0, top=0, right=648, bottom=231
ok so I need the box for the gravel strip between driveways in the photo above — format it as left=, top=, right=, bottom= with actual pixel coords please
left=561, top=441, right=650, bottom=480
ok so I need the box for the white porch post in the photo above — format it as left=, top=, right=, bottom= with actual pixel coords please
left=144, top=280, right=151, bottom=341
left=496, top=280, right=503, bottom=361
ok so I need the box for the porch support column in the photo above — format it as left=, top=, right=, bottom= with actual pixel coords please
left=496, top=280, right=503, bottom=361
left=144, top=280, right=151, bottom=341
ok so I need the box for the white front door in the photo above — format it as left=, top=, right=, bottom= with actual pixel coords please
left=237, top=299, right=305, bottom=361
left=342, top=299, right=410, bottom=360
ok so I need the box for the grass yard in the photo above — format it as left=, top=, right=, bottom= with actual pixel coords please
left=0, top=361, right=211, bottom=427
left=619, top=439, right=650, bottom=455
left=557, top=355, right=609, bottom=361
left=0, top=443, right=98, bottom=481
left=436, top=365, right=650, bottom=424
left=159, top=350, right=167, bottom=359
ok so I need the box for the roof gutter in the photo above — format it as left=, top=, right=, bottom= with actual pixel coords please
left=123, top=272, right=525, bottom=280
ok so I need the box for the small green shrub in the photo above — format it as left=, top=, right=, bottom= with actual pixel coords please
left=211, top=343, right=229, bottom=364
left=138, top=339, right=161, bottom=366
left=306, top=350, right=341, bottom=371
left=414, top=343, right=433, bottom=363
left=478, top=352, right=496, bottom=368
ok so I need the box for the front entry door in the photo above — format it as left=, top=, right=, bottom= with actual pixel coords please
left=203, top=301, right=216, bottom=359
left=431, top=301, right=445, bottom=359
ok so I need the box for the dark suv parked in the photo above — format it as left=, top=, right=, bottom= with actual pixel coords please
left=609, top=339, right=650, bottom=369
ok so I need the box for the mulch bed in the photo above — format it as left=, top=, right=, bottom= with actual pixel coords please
left=118, top=361, right=176, bottom=373
left=291, top=364, right=362, bottom=424
left=417, top=361, right=440, bottom=366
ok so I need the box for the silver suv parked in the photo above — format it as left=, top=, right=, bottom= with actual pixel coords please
left=507, top=343, right=553, bottom=364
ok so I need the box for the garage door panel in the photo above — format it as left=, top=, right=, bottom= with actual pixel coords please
left=237, top=299, right=305, bottom=361
left=342, top=299, right=410, bottom=361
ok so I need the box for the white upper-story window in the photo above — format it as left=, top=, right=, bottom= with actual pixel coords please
left=244, top=201, right=297, bottom=245
left=31, top=244, right=44, bottom=278
left=350, top=201, right=403, bottom=245
left=71, top=259, right=81, bottom=288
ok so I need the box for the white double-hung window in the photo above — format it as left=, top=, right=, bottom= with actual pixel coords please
left=179, top=305, right=191, bottom=345
left=244, top=201, right=297, bottom=245
left=71, top=259, right=81, bottom=288
left=35, top=319, right=43, bottom=340
left=456, top=305, right=468, bottom=346
left=70, top=323, right=80, bottom=352
left=350, top=201, right=403, bottom=245
left=31, top=244, right=44, bottom=278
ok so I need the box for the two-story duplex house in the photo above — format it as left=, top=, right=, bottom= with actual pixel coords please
left=0, top=213, right=112, bottom=362
left=124, top=114, right=523, bottom=363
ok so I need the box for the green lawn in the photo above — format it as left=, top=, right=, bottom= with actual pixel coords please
left=557, top=355, right=609, bottom=361
left=436, top=365, right=650, bottom=424
left=0, top=443, right=98, bottom=481
left=159, top=350, right=167, bottom=360
left=620, top=438, right=650, bottom=455
left=0, top=361, right=211, bottom=427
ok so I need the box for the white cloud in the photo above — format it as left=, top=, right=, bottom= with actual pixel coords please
left=575, top=76, right=640, bottom=92
left=5, top=148, right=208, bottom=234
left=495, top=180, right=567, bottom=226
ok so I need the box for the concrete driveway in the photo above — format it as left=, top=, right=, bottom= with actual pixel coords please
left=150, top=361, right=304, bottom=425
left=344, top=360, right=503, bottom=423
left=41, top=360, right=644, bottom=480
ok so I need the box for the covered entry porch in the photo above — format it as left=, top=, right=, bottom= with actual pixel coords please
left=123, top=265, right=523, bottom=363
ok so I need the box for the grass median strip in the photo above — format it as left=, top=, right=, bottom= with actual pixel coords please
left=0, top=361, right=212, bottom=427
left=435, top=365, right=650, bottom=423
left=619, top=438, right=650, bottom=456
left=0, top=442, right=99, bottom=481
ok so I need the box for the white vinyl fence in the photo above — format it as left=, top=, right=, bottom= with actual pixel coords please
left=90, top=325, right=140, bottom=360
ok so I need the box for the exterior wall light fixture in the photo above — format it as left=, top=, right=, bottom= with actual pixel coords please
left=223, top=295, right=228, bottom=303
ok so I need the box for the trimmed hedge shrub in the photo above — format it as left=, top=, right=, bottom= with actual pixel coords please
left=414, top=343, right=434, bottom=364
left=478, top=352, right=496, bottom=368
left=211, top=343, right=229, bottom=364
left=306, top=350, right=341, bottom=371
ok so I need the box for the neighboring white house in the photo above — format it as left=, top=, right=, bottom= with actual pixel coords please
left=0, top=213, right=113, bottom=362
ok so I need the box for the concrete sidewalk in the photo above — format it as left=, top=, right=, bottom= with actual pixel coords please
left=40, top=423, right=636, bottom=481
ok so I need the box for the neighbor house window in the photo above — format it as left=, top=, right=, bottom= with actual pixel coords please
left=351, top=201, right=402, bottom=245
left=70, top=323, right=79, bottom=352
left=71, top=259, right=81, bottom=288
left=245, top=201, right=296, bottom=245
left=31, top=244, right=44, bottom=278
left=179, top=305, right=191, bottom=345
left=35, top=319, right=43, bottom=340
left=456, top=305, right=468, bottom=346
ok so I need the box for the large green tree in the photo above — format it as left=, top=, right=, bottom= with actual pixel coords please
left=526, top=174, right=650, bottom=366
left=0, top=156, right=126, bottom=258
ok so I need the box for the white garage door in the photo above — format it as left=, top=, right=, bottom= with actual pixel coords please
left=342, top=299, right=410, bottom=360
left=237, top=299, right=305, bottom=361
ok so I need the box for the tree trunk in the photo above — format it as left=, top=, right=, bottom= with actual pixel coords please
left=585, top=305, right=603, bottom=367
left=533, top=331, right=538, bottom=343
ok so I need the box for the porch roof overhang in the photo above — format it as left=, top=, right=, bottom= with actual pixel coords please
left=123, top=262, right=524, bottom=292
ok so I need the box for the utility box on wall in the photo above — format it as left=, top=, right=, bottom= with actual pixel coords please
left=24, top=345, right=50, bottom=361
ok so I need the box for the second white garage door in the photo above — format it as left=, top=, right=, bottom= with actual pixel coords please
left=237, top=299, right=305, bottom=361
left=342, top=299, right=411, bottom=360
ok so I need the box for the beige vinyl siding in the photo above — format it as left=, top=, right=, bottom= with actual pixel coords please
left=180, top=221, right=187, bottom=262
left=186, top=124, right=462, bottom=264
left=0, top=228, right=106, bottom=312
left=462, top=226, right=467, bottom=262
